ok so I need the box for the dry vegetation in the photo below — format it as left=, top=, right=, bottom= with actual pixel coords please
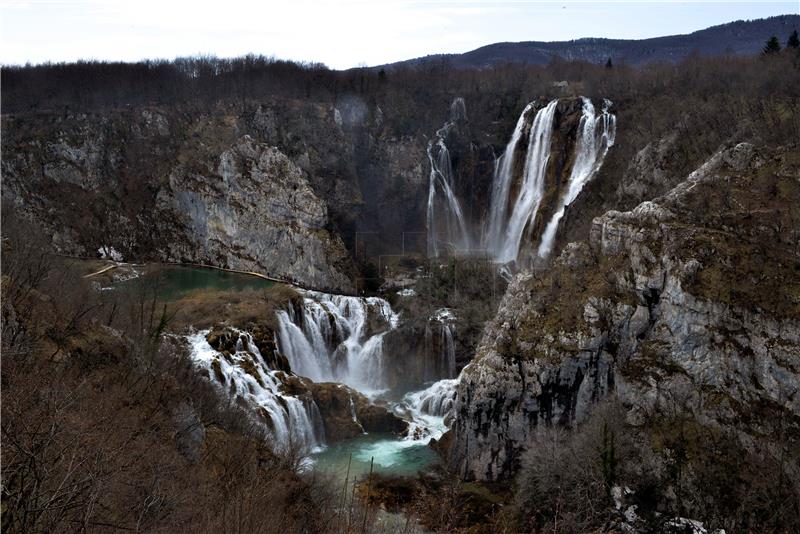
left=0, top=211, right=391, bottom=533
left=167, top=283, right=300, bottom=332
left=3, top=49, right=800, bottom=532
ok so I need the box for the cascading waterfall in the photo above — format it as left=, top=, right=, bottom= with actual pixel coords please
left=404, top=378, right=459, bottom=418
left=490, top=99, right=559, bottom=263
left=483, top=97, right=616, bottom=263
left=536, top=98, right=616, bottom=259
left=484, top=102, right=535, bottom=253
left=427, top=98, right=472, bottom=257
left=187, top=329, right=325, bottom=451
left=275, top=291, right=399, bottom=394
left=397, top=377, right=459, bottom=442
left=442, top=324, right=456, bottom=379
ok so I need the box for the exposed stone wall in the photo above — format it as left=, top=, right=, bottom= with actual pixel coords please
left=448, top=144, right=800, bottom=480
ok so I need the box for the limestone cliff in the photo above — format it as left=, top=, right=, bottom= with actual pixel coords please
left=448, top=143, right=800, bottom=480
left=1, top=109, right=355, bottom=290
left=159, top=136, right=353, bottom=291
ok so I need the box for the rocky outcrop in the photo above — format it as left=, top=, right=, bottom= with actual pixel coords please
left=1, top=110, right=355, bottom=291
left=159, top=136, right=353, bottom=291
left=280, top=376, right=408, bottom=442
left=449, top=143, right=800, bottom=480
left=206, top=325, right=290, bottom=373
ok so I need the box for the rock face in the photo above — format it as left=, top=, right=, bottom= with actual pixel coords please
left=206, top=324, right=290, bottom=373
left=297, top=380, right=408, bottom=441
left=1, top=110, right=354, bottom=291
left=449, top=143, right=800, bottom=480
left=159, top=136, right=353, bottom=291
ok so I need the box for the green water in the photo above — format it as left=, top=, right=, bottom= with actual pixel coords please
left=113, top=265, right=274, bottom=301
left=312, top=433, right=440, bottom=481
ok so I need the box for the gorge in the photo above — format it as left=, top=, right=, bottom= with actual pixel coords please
left=3, top=27, right=800, bottom=533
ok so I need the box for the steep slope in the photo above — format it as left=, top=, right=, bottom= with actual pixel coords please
left=448, top=143, right=800, bottom=480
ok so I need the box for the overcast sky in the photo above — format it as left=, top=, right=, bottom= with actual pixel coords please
left=1, top=1, right=796, bottom=69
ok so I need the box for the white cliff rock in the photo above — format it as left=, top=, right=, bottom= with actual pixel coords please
left=449, top=144, right=800, bottom=480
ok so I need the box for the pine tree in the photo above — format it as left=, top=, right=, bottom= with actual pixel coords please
left=763, top=35, right=781, bottom=55
left=605, top=57, right=613, bottom=69
left=788, top=30, right=800, bottom=49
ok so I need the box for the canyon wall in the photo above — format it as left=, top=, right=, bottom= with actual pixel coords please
left=448, top=143, right=800, bottom=480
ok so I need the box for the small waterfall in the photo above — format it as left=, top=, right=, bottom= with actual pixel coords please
left=346, top=388, right=365, bottom=432
left=449, top=97, right=467, bottom=122
left=275, top=291, right=399, bottom=394
left=442, top=324, right=456, bottom=379
left=536, top=98, right=617, bottom=259
left=427, top=98, right=472, bottom=257
left=487, top=100, right=559, bottom=263
left=404, top=378, right=459, bottom=417
left=431, top=307, right=457, bottom=379
left=187, top=330, right=325, bottom=451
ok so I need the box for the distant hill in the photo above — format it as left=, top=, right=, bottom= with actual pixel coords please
left=379, top=14, right=800, bottom=69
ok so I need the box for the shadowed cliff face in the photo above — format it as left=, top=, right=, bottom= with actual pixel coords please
left=1, top=97, right=505, bottom=287
left=448, top=143, right=800, bottom=481
left=1, top=105, right=359, bottom=290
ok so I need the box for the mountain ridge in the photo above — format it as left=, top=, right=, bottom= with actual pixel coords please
left=376, top=14, right=800, bottom=69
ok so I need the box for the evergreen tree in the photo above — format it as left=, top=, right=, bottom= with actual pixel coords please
left=763, top=35, right=781, bottom=55
left=605, top=57, right=613, bottom=69
left=788, top=30, right=800, bottom=49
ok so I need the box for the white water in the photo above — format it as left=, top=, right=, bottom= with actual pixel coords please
left=404, top=378, right=459, bottom=418
left=427, top=98, right=472, bottom=257
left=487, top=100, right=559, bottom=263
left=484, top=102, right=535, bottom=254
left=536, top=98, right=616, bottom=259
left=442, top=324, right=456, bottom=378
left=187, top=287, right=463, bottom=465
left=275, top=291, right=399, bottom=395
left=187, top=329, right=325, bottom=452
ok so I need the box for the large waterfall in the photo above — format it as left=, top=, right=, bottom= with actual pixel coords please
left=484, top=102, right=535, bottom=254
left=430, top=96, right=616, bottom=264
left=536, top=98, right=616, bottom=259
left=487, top=100, right=559, bottom=263
left=426, top=98, right=472, bottom=257
left=275, top=291, right=399, bottom=394
left=187, top=329, right=325, bottom=451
